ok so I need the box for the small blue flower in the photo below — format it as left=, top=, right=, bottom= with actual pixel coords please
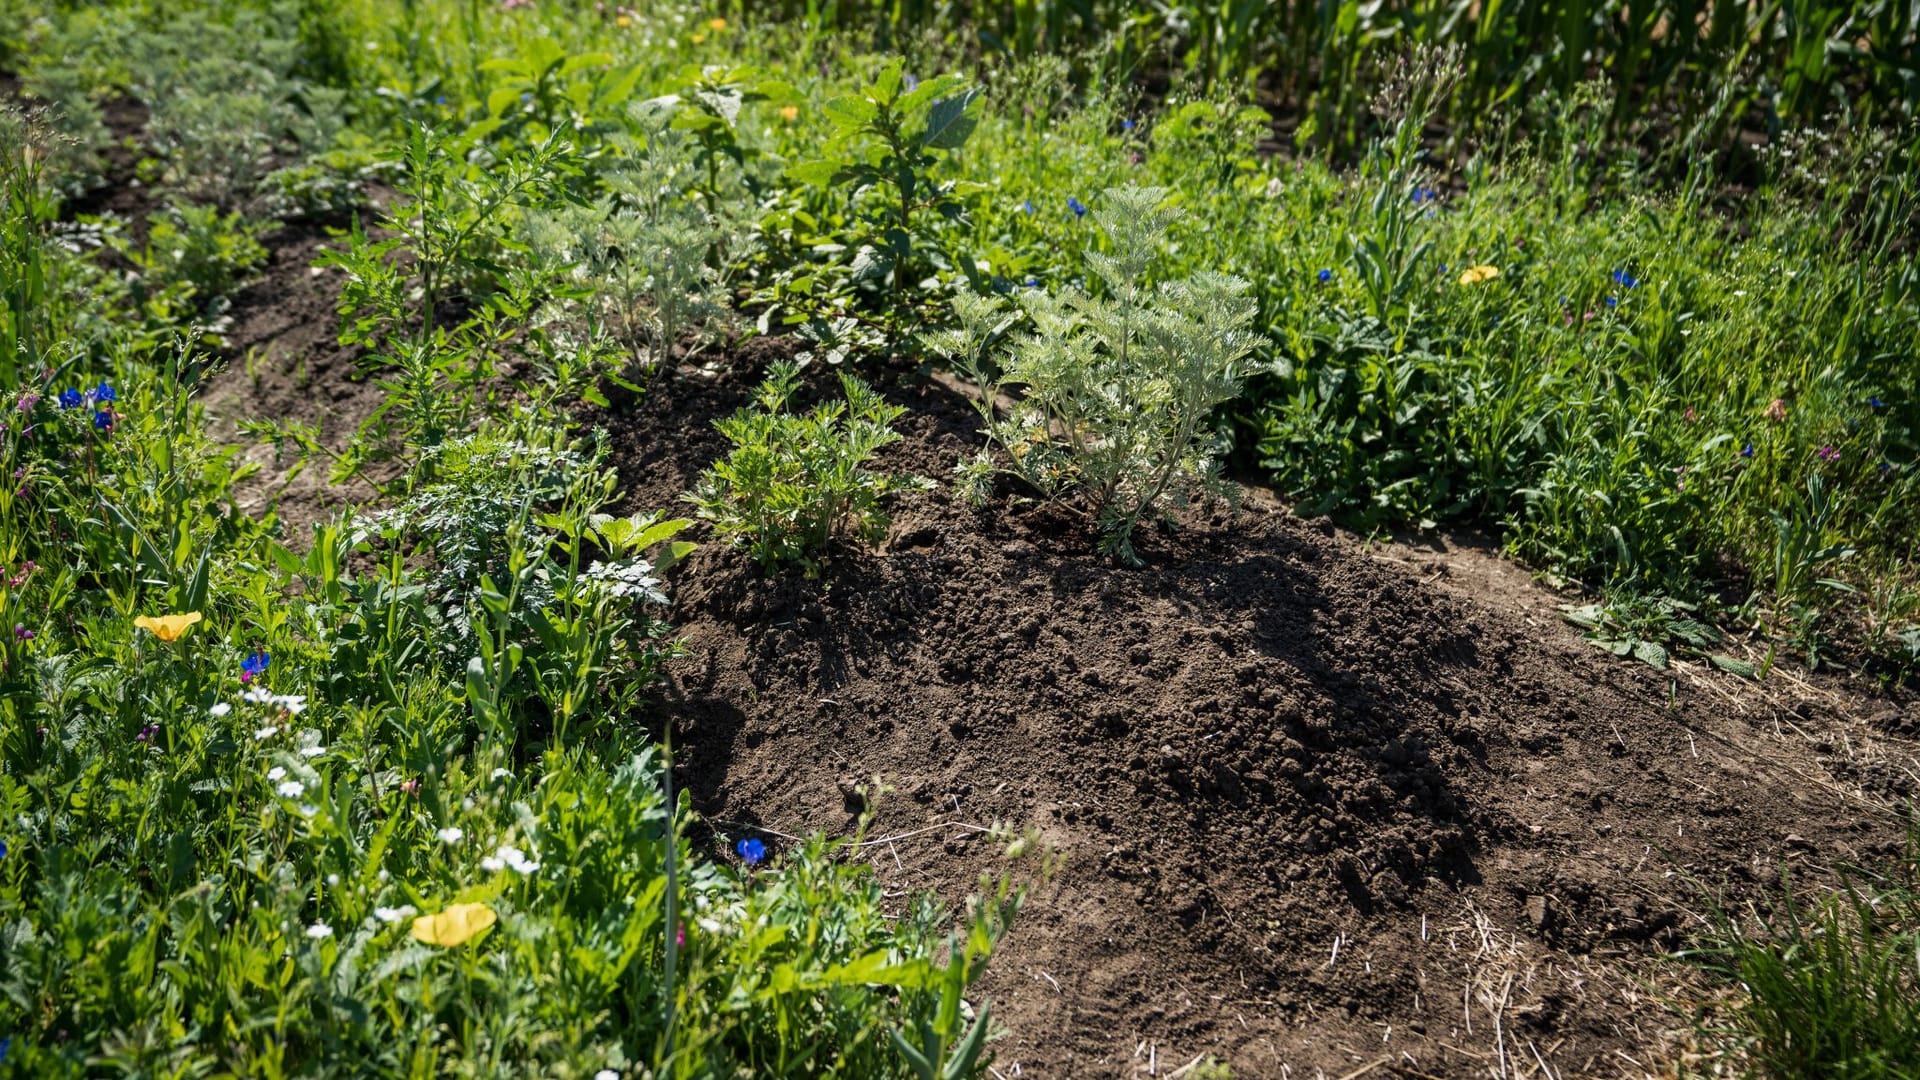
left=1121, top=118, right=1136, bottom=131
left=520, top=92, right=533, bottom=103
left=1869, top=397, right=1885, bottom=409
left=1604, top=296, right=1618, bottom=308
left=736, top=837, right=766, bottom=866
left=435, top=95, right=449, bottom=106
left=1412, top=186, right=1436, bottom=205
left=1, top=1036, right=10, bottom=1063
left=94, top=382, right=116, bottom=403
left=1438, top=263, right=1449, bottom=273
left=58, top=388, right=82, bottom=409
left=243, top=651, right=271, bottom=677
left=1741, top=442, right=1754, bottom=458
left=1066, top=196, right=1087, bottom=218
left=902, top=74, right=919, bottom=92
left=0, top=838, right=7, bottom=859
left=1317, top=269, right=1332, bottom=284
left=1879, top=461, right=1893, bottom=474
left=1610, top=270, right=1640, bottom=289
left=1019, top=200, right=1034, bottom=215
left=92, top=410, right=113, bottom=431
left=1024, top=277, right=1040, bottom=289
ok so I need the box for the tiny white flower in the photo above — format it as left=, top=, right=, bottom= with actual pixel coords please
left=280, top=696, right=308, bottom=715
left=377, top=868, right=390, bottom=882
left=374, top=904, right=417, bottom=923
left=491, top=768, right=511, bottom=780
left=437, top=826, right=464, bottom=844
left=481, top=855, right=506, bottom=872
left=306, top=922, right=333, bottom=939
left=267, top=766, right=287, bottom=781
left=300, top=745, right=325, bottom=758
left=326, top=874, right=340, bottom=887
left=298, top=803, right=318, bottom=817
left=597, top=1071, right=620, bottom=1080
left=277, top=780, right=305, bottom=799
left=254, top=725, right=279, bottom=741
left=209, top=702, right=233, bottom=717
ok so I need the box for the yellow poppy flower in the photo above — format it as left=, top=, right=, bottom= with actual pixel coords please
left=690, top=32, right=707, bottom=44
left=1458, top=265, right=1500, bottom=285
left=779, top=104, right=799, bottom=123
left=615, top=14, right=631, bottom=27
left=134, top=612, right=203, bottom=642
left=411, top=902, right=497, bottom=946
left=707, top=17, right=727, bottom=31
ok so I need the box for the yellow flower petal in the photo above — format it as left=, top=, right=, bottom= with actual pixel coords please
left=134, top=612, right=203, bottom=643
left=411, top=902, right=497, bottom=947
left=615, top=14, right=631, bottom=27
left=707, top=17, right=727, bottom=31
left=1458, top=264, right=1500, bottom=285
left=779, top=104, right=799, bottom=123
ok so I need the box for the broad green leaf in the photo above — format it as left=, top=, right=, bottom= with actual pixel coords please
left=922, top=88, right=983, bottom=149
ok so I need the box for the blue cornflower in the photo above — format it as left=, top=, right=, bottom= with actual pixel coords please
left=1317, top=269, right=1332, bottom=284
left=1439, top=263, right=1449, bottom=273
left=92, top=410, right=113, bottom=431
left=1610, top=270, right=1640, bottom=289
left=1025, top=277, right=1040, bottom=289
left=95, top=382, right=116, bottom=403
left=1121, top=118, right=1136, bottom=131
left=1869, top=397, right=1885, bottom=409
left=1741, top=442, right=1755, bottom=458
left=57, top=388, right=82, bottom=409
left=1604, top=296, right=1619, bottom=308
left=736, top=837, right=766, bottom=866
left=0, top=838, right=7, bottom=859
left=1066, top=196, right=1087, bottom=218
left=1412, top=186, right=1436, bottom=205
left=243, top=651, right=271, bottom=678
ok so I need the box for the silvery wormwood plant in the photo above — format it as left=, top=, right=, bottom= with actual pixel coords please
left=923, top=184, right=1259, bottom=564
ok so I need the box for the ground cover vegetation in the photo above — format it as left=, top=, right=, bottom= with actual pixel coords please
left=1, top=0, right=1917, bottom=1074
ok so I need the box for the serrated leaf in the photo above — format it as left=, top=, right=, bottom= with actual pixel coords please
left=821, top=95, right=877, bottom=130
left=922, top=88, right=982, bottom=149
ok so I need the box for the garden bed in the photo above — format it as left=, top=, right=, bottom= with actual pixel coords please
left=574, top=357, right=1920, bottom=1076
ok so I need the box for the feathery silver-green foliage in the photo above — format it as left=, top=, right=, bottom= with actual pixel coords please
left=926, top=184, right=1258, bottom=564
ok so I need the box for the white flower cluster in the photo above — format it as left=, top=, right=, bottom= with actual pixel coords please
left=242, top=687, right=308, bottom=714
left=481, top=843, right=540, bottom=875
left=580, top=559, right=667, bottom=604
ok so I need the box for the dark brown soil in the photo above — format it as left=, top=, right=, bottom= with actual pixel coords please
left=199, top=219, right=377, bottom=540
left=597, top=357, right=1919, bottom=1079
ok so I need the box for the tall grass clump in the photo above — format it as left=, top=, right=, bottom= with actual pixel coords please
left=1695, top=825, right=1920, bottom=1078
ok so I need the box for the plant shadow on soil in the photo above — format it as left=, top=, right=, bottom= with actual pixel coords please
left=589, top=355, right=1919, bottom=1078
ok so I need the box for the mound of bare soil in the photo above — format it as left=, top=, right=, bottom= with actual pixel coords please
left=600, top=359, right=1918, bottom=1079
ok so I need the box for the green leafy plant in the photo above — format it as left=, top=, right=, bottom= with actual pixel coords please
left=122, top=203, right=270, bottom=318
left=688, top=361, right=918, bottom=572
left=788, top=58, right=985, bottom=291
left=924, top=184, right=1259, bottom=564
left=1560, top=594, right=1756, bottom=676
